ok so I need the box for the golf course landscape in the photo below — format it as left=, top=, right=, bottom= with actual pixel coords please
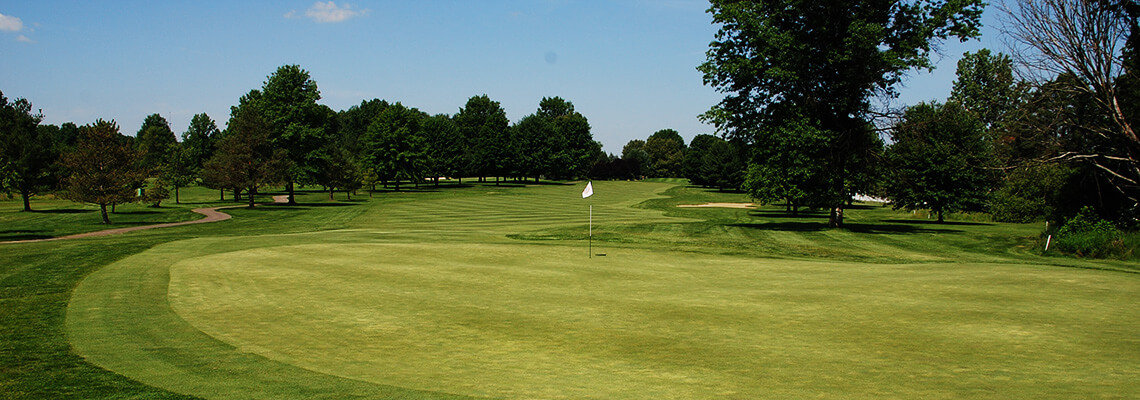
left=2, top=180, right=1139, bottom=399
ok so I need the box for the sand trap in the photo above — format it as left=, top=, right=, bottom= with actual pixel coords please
left=677, top=202, right=754, bottom=209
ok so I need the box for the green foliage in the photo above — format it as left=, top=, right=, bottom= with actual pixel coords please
left=990, top=163, right=1074, bottom=223
left=1053, top=206, right=1135, bottom=258
left=950, top=49, right=1024, bottom=129
left=363, top=103, right=428, bottom=190
left=203, top=105, right=289, bottom=208
left=60, top=120, right=146, bottom=224
left=743, top=116, right=832, bottom=214
left=884, top=101, right=996, bottom=222
left=136, top=113, right=177, bottom=173
left=455, top=94, right=510, bottom=180
left=180, top=112, right=220, bottom=175
left=0, top=90, right=56, bottom=211
left=643, top=129, right=685, bottom=178
left=700, top=0, right=983, bottom=227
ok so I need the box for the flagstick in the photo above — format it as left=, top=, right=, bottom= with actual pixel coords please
left=589, top=204, right=593, bottom=258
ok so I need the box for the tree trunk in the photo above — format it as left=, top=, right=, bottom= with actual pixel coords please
left=287, top=181, right=297, bottom=205
left=111, top=203, right=116, bottom=213
left=937, top=209, right=944, bottom=223
left=828, top=205, right=844, bottom=228
left=21, top=188, right=31, bottom=212
left=220, top=189, right=225, bottom=201
left=175, top=185, right=181, bottom=204
left=329, top=186, right=335, bottom=201
left=99, top=203, right=111, bottom=224
left=248, top=185, right=257, bottom=208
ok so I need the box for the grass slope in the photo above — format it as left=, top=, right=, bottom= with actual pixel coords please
left=3, top=181, right=1139, bottom=399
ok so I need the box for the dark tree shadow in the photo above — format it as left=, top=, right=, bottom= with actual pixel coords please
left=29, top=209, right=94, bottom=214
left=882, top=219, right=993, bottom=227
left=729, top=221, right=964, bottom=235
left=0, top=230, right=52, bottom=241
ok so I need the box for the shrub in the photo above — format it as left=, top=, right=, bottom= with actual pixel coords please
left=1051, top=207, right=1134, bottom=259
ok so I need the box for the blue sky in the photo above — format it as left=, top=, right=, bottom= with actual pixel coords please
left=0, top=1, right=1004, bottom=154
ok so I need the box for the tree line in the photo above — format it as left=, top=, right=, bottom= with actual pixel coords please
left=0, top=65, right=604, bottom=223
left=698, top=0, right=1139, bottom=231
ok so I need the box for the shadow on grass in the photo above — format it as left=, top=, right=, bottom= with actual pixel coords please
left=0, top=230, right=52, bottom=241
left=269, top=202, right=362, bottom=208
left=729, top=221, right=964, bottom=234
left=112, top=210, right=163, bottom=215
left=881, top=219, right=993, bottom=226
left=29, top=209, right=94, bottom=214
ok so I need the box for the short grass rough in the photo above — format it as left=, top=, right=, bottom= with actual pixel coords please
left=3, top=181, right=1140, bottom=399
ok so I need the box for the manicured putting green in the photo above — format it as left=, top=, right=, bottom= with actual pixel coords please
left=69, top=231, right=1140, bottom=399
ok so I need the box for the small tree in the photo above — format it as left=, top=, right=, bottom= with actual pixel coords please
left=0, top=90, right=56, bottom=211
left=61, top=120, right=145, bottom=224
left=884, top=102, right=997, bottom=222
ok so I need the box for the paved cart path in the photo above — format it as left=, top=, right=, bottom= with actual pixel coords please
left=1, top=195, right=289, bottom=244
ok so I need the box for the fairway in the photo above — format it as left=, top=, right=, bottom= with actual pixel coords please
left=58, top=181, right=1140, bottom=399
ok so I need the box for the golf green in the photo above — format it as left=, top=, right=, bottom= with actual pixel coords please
left=68, top=230, right=1140, bottom=399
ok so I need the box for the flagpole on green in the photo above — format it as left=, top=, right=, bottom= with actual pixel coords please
left=582, top=181, right=594, bottom=258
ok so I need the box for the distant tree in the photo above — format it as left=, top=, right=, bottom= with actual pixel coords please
left=621, top=139, right=649, bottom=178
left=181, top=113, right=220, bottom=176
left=0, top=91, right=56, bottom=211
left=643, top=129, right=685, bottom=178
left=701, top=137, right=746, bottom=191
left=884, top=102, right=997, bottom=222
left=60, top=120, right=145, bottom=223
left=742, top=117, right=831, bottom=215
left=421, top=113, right=461, bottom=185
left=684, top=134, right=722, bottom=186
left=136, top=113, right=177, bottom=173
left=700, top=0, right=984, bottom=226
left=455, top=95, right=510, bottom=183
left=544, top=98, right=596, bottom=179
left=203, top=105, right=288, bottom=208
left=162, top=143, right=198, bottom=204
left=950, top=49, right=1025, bottom=130
left=510, top=113, right=553, bottom=182
left=338, top=99, right=390, bottom=156
left=363, top=103, right=428, bottom=191
left=257, top=64, right=326, bottom=205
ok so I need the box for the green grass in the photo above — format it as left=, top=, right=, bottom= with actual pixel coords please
left=3, top=181, right=1140, bottom=399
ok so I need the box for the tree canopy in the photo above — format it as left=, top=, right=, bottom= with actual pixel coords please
left=700, top=0, right=984, bottom=226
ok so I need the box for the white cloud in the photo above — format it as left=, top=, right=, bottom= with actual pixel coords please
left=283, top=10, right=298, bottom=19
left=304, top=1, right=368, bottom=23
left=0, top=12, right=24, bottom=32
left=17, top=34, right=32, bottom=43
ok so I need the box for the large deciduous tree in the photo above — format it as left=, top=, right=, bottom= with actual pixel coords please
left=1003, top=0, right=1140, bottom=219
left=258, top=64, right=326, bottom=205
left=362, top=103, right=428, bottom=191
left=700, top=0, right=984, bottom=227
left=455, top=95, right=510, bottom=183
left=643, top=129, right=685, bottom=178
left=203, top=105, right=288, bottom=208
left=0, top=90, right=56, bottom=211
left=61, top=120, right=145, bottom=224
left=884, top=102, right=997, bottom=222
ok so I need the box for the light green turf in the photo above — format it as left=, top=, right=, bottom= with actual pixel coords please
left=65, top=181, right=1140, bottom=399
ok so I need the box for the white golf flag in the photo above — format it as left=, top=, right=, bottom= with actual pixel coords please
left=582, top=181, right=594, bottom=198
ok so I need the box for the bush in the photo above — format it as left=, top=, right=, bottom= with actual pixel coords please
left=1051, top=207, right=1135, bottom=259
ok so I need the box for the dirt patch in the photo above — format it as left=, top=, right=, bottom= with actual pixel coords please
left=677, top=203, right=754, bottom=209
